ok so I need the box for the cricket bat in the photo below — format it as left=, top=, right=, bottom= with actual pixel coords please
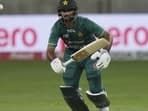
left=63, top=38, right=110, bottom=66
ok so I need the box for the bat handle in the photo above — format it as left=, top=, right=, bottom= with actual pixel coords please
left=63, top=58, right=74, bottom=66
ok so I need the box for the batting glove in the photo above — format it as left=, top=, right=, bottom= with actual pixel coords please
left=50, top=58, right=65, bottom=74
left=91, top=49, right=111, bottom=70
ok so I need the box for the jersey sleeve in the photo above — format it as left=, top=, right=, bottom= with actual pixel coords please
left=84, top=18, right=105, bottom=38
left=48, top=23, right=60, bottom=47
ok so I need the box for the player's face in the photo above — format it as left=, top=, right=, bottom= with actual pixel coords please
left=60, top=10, right=75, bottom=23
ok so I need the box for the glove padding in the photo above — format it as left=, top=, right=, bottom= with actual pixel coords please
left=50, top=58, right=65, bottom=74
left=91, top=49, right=111, bottom=70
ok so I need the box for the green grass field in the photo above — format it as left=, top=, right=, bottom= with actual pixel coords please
left=0, top=60, right=148, bottom=111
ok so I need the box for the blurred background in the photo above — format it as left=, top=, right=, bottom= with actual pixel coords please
left=0, top=0, right=148, bottom=111
left=0, top=0, right=148, bottom=60
left=1, top=0, right=148, bottom=14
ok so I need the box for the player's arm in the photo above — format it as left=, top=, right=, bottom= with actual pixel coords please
left=47, top=39, right=65, bottom=74
left=47, top=22, right=61, bottom=62
left=47, top=23, right=65, bottom=74
left=84, top=18, right=113, bottom=51
left=99, top=31, right=113, bottom=52
left=47, top=43, right=65, bottom=74
left=47, top=45, right=56, bottom=62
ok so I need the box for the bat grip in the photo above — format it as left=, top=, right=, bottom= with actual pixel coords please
left=63, top=58, right=74, bottom=66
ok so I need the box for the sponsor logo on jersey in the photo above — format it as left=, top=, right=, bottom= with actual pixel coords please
left=67, top=29, right=76, bottom=33
left=63, top=34, right=69, bottom=38
left=77, top=32, right=84, bottom=37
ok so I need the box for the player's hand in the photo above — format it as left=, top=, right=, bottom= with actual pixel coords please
left=91, top=49, right=111, bottom=70
left=90, top=50, right=102, bottom=60
left=50, top=58, right=65, bottom=74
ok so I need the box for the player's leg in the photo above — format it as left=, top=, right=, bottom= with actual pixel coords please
left=60, top=86, right=89, bottom=111
left=61, top=52, right=89, bottom=111
left=63, top=49, right=83, bottom=88
left=86, top=90, right=110, bottom=111
left=60, top=64, right=89, bottom=111
left=84, top=59, right=110, bottom=111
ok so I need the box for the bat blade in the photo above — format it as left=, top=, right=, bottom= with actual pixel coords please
left=71, top=38, right=110, bottom=62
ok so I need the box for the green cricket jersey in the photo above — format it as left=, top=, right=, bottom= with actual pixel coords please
left=48, top=16, right=105, bottom=91
left=48, top=16, right=105, bottom=50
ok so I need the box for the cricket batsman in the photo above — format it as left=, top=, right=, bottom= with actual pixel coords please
left=47, top=0, right=113, bottom=111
